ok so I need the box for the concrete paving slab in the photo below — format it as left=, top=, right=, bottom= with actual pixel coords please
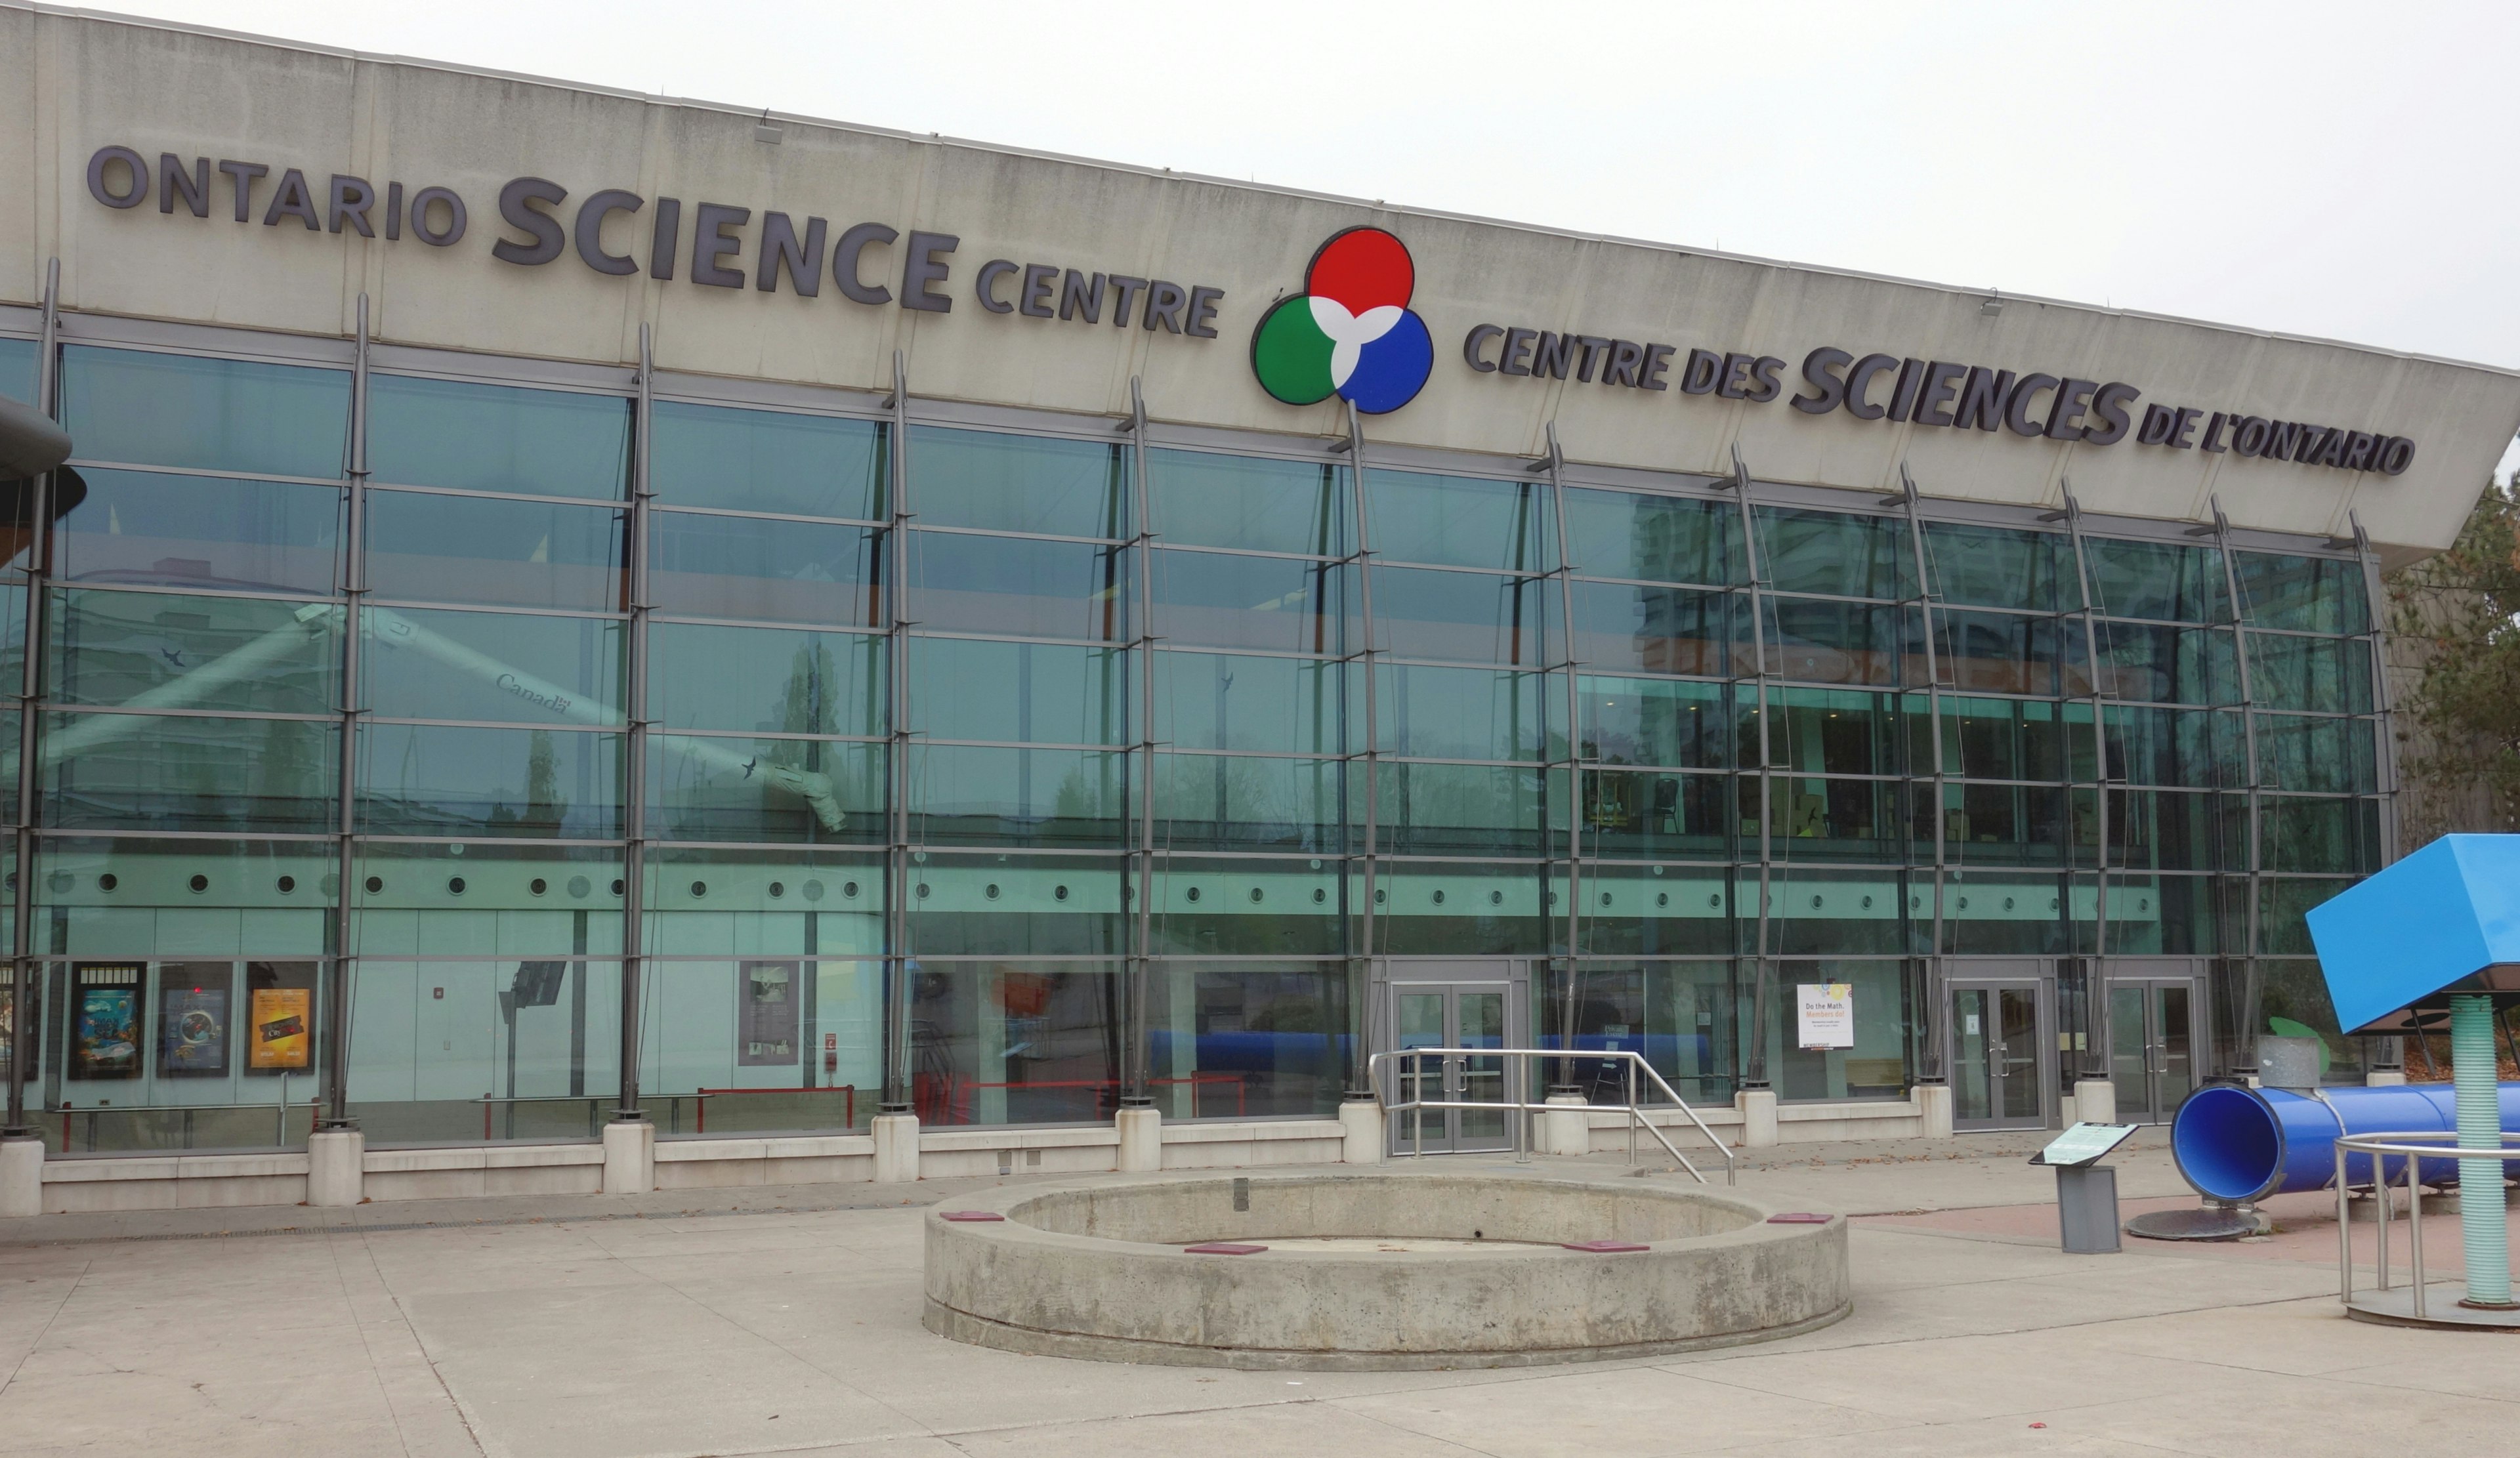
left=1328, top=1362, right=1912, bottom=1456
left=940, top=1396, right=1495, bottom=1457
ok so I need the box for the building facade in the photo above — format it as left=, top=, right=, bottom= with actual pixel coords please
left=2, top=9, right=2516, bottom=1203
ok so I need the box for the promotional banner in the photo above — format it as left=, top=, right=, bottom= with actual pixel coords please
left=738, top=961, right=799, bottom=1067
left=248, top=988, right=311, bottom=1070
left=1796, top=983, right=1856, bottom=1051
left=159, top=986, right=230, bottom=1077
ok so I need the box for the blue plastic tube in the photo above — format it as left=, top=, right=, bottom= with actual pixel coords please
left=2168, top=1082, right=2520, bottom=1201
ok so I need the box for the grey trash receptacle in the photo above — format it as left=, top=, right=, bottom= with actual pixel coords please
left=2055, top=1163, right=2121, bottom=1254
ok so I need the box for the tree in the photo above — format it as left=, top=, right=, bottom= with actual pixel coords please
left=2389, top=470, right=2520, bottom=844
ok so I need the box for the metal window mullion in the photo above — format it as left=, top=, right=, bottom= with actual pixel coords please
left=2211, top=497, right=2263, bottom=1078
left=1123, top=378, right=1154, bottom=1107
left=1342, top=403, right=1378, bottom=1098
left=318, top=293, right=370, bottom=1134
left=1727, top=448, right=1773, bottom=1091
left=1895, top=466, right=1947, bottom=1085
left=1541, top=423, right=1582, bottom=1091
left=4, top=259, right=58, bottom=1138
left=2349, top=511, right=2398, bottom=865
left=615, top=323, right=654, bottom=1123
left=881, top=352, right=914, bottom=1113
left=2060, top=484, right=2112, bottom=1083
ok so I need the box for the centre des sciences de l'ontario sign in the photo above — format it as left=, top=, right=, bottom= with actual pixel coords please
left=82, top=144, right=2418, bottom=474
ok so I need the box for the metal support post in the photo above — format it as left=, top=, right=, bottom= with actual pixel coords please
left=5, top=260, right=58, bottom=1139
left=1540, top=423, right=1583, bottom=1093
left=1120, top=378, right=1154, bottom=1108
left=1341, top=402, right=1379, bottom=1099
left=615, top=323, right=654, bottom=1123
left=880, top=352, right=915, bottom=1114
left=1893, top=464, right=1948, bottom=1083
left=2057, top=484, right=2115, bottom=1081
left=2210, top=497, right=2264, bottom=1078
left=318, top=293, right=371, bottom=1133
left=1724, top=447, right=1774, bottom=1089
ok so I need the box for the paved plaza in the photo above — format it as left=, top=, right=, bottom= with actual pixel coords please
left=0, top=1133, right=2513, bottom=1457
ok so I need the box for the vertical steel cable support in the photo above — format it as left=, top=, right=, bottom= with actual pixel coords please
left=616, top=323, right=654, bottom=1123
left=2057, top=483, right=2112, bottom=1083
left=1725, top=446, right=1774, bottom=1090
left=2349, top=510, right=2404, bottom=1074
left=1894, top=465, right=1948, bottom=1085
left=2210, top=497, right=2264, bottom=1077
left=1541, top=424, right=1583, bottom=1091
left=1341, top=402, right=1379, bottom=1096
left=320, top=293, right=371, bottom=1133
left=1121, top=378, right=1154, bottom=1107
left=880, top=352, right=914, bottom=1112
left=4, top=259, right=59, bottom=1138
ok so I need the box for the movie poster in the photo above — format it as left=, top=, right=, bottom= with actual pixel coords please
left=248, top=987, right=311, bottom=1070
left=738, top=961, right=799, bottom=1067
left=160, top=986, right=230, bottom=1077
left=71, top=973, right=143, bottom=1079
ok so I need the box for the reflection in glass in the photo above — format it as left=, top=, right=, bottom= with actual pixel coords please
left=366, top=491, right=625, bottom=612
left=1561, top=487, right=1736, bottom=585
left=1145, top=961, right=1349, bottom=1117
left=1372, top=566, right=1549, bottom=666
left=1152, top=551, right=1347, bottom=654
left=902, top=855, right=1127, bottom=957
left=650, top=402, right=884, bottom=520
left=60, top=346, right=348, bottom=480
left=1568, top=581, right=1737, bottom=677
left=1155, top=753, right=1343, bottom=852
left=366, top=375, right=629, bottom=500
left=648, top=513, right=881, bottom=625
left=1365, top=470, right=1551, bottom=571
left=2236, top=552, right=2368, bottom=635
left=55, top=468, right=339, bottom=595
left=646, top=623, right=884, bottom=736
left=909, top=532, right=1127, bottom=641
left=358, top=724, right=623, bottom=838
left=43, top=711, right=335, bottom=831
left=362, top=607, right=623, bottom=725
left=907, top=744, right=1127, bottom=845
left=911, top=427, right=1127, bottom=537
left=49, top=588, right=337, bottom=715
left=910, top=959, right=1122, bottom=1125
left=646, top=736, right=884, bottom=843
left=1148, top=450, right=1345, bottom=555
left=911, top=637, right=1127, bottom=744
left=1379, top=663, right=1551, bottom=761
left=1582, top=675, right=1727, bottom=768
left=1154, top=651, right=1346, bottom=755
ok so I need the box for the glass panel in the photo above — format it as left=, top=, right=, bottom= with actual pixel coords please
left=1938, top=696, right=2067, bottom=781
left=650, top=402, right=884, bottom=520
left=2107, top=789, right=2221, bottom=871
left=60, top=347, right=348, bottom=480
left=1763, top=776, right=1904, bottom=862
left=364, top=491, right=625, bottom=612
left=0, top=336, right=33, bottom=404
left=347, top=843, right=624, bottom=960
left=902, top=856, right=1125, bottom=956
left=55, top=467, right=339, bottom=595
left=1365, top=470, right=1551, bottom=571
left=37, top=835, right=331, bottom=964
left=1374, top=760, right=1546, bottom=856
left=1568, top=581, right=1737, bottom=677
left=648, top=513, right=881, bottom=625
left=1562, top=487, right=1737, bottom=585
left=2085, top=537, right=2227, bottom=623
left=646, top=623, right=884, bottom=737
left=362, top=608, right=623, bottom=725
left=348, top=958, right=622, bottom=1145
left=2237, top=552, right=2368, bottom=635
left=2156, top=984, right=2193, bottom=1108
left=646, top=736, right=885, bottom=843
left=1937, top=781, right=2067, bottom=866
left=1582, top=769, right=1730, bottom=862
left=1578, top=864, right=1734, bottom=955
left=1154, top=651, right=1346, bottom=755
left=358, top=724, right=623, bottom=838
left=2247, top=634, right=2371, bottom=713
left=1396, top=990, right=1444, bottom=1139
left=910, top=531, right=1126, bottom=641
left=639, top=959, right=872, bottom=1135
left=640, top=846, right=885, bottom=958
left=2260, top=797, right=2381, bottom=874
left=2109, top=984, right=2148, bottom=1117
left=906, top=959, right=1122, bottom=1125
left=1922, top=522, right=2078, bottom=612
left=2106, top=875, right=2220, bottom=955
left=2258, top=713, right=2376, bottom=793
left=1544, top=961, right=1736, bottom=1102
left=1370, top=862, right=1548, bottom=956
left=1996, top=987, right=2039, bottom=1119
left=1764, top=597, right=1920, bottom=686
left=2097, top=622, right=2236, bottom=705
left=1148, top=449, right=1346, bottom=556
left=1457, top=989, right=1508, bottom=1140
left=1155, top=753, right=1343, bottom=852
left=1767, top=688, right=1902, bottom=776
left=42, top=712, right=335, bottom=831
left=1771, top=959, right=1911, bottom=1099
left=906, top=744, right=1127, bottom=846
left=1144, top=961, right=1347, bottom=1119
left=48, top=588, right=337, bottom=715
left=1766, top=871, right=1910, bottom=955
left=2107, top=706, right=2240, bottom=787
left=1936, top=610, right=2060, bottom=696
left=2258, top=959, right=2363, bottom=1080
left=1379, top=663, right=1550, bottom=761
left=1148, top=858, right=1345, bottom=955
left=1583, top=675, right=1727, bottom=768
left=366, top=375, right=629, bottom=500
left=1152, top=551, right=1349, bottom=654
left=1941, top=872, right=2084, bottom=955
left=1372, top=566, right=1549, bottom=666
left=910, top=637, right=1128, bottom=744
left=1954, top=986, right=1992, bottom=1121
left=911, top=427, right=1127, bottom=538
left=1755, top=507, right=1912, bottom=599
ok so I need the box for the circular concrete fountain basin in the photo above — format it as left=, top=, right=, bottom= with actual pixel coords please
left=922, top=1170, right=1849, bottom=1369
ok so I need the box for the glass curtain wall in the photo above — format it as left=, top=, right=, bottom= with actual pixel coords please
left=0, top=329, right=2395, bottom=1152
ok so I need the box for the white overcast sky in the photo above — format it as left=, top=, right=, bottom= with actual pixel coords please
left=95, top=0, right=2520, bottom=471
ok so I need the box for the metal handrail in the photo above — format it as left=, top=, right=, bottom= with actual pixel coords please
left=1366, top=1047, right=1738, bottom=1185
left=2333, top=1129, right=2520, bottom=1320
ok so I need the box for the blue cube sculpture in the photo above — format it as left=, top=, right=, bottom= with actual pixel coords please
left=2305, top=833, right=2520, bottom=1035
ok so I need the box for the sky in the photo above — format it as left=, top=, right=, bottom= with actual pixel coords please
left=93, top=0, right=2520, bottom=472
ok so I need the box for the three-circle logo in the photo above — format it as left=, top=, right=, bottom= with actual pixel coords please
left=1250, top=226, right=1433, bottom=415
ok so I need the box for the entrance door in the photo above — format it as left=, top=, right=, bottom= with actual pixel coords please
left=1951, top=981, right=2046, bottom=1130
left=2109, top=978, right=2198, bottom=1124
left=1388, top=978, right=1517, bottom=1154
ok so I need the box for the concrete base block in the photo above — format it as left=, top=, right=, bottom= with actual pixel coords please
left=307, top=1129, right=364, bottom=1207
left=2072, top=1079, right=2118, bottom=1126
left=1338, top=1099, right=1383, bottom=1165
left=1737, top=1089, right=1779, bottom=1148
left=1116, top=1106, right=1162, bottom=1173
left=2367, top=1070, right=2407, bottom=1086
left=1914, top=1083, right=1954, bottom=1139
left=1539, top=1093, right=1590, bottom=1156
left=872, top=1112, right=920, bottom=1183
left=0, top=1136, right=42, bottom=1218
left=601, top=1118, right=654, bottom=1194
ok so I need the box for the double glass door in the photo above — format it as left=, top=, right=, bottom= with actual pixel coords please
left=2109, top=980, right=2196, bottom=1124
left=1951, top=982, right=2045, bottom=1129
left=1390, top=978, right=1515, bottom=1154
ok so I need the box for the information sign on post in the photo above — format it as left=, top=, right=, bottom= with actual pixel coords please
left=2030, top=1123, right=2139, bottom=1254
left=1795, top=983, right=1854, bottom=1051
